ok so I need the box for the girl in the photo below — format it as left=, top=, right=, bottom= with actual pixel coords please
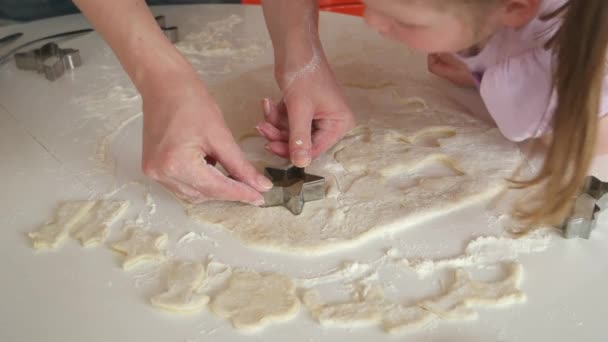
left=359, top=0, right=608, bottom=224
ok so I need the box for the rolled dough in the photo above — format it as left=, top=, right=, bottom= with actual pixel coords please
left=187, top=66, right=524, bottom=254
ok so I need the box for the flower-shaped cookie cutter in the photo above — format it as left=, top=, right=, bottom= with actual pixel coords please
left=561, top=176, right=608, bottom=239
left=14, top=42, right=81, bottom=81
left=262, top=166, right=325, bottom=215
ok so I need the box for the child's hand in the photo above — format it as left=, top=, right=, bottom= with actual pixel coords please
left=428, top=53, right=477, bottom=87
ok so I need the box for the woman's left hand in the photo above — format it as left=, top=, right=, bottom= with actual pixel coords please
left=256, top=57, right=355, bottom=167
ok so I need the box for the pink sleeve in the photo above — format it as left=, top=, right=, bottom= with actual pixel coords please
left=478, top=48, right=555, bottom=142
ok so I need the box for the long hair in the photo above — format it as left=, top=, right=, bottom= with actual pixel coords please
left=512, top=0, right=608, bottom=224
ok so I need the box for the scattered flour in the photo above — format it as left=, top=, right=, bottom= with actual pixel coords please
left=145, top=193, right=156, bottom=215
left=177, top=231, right=218, bottom=247
left=405, top=227, right=557, bottom=278
left=176, top=14, right=270, bottom=75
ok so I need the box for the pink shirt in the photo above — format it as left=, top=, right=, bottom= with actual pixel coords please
left=456, top=0, right=608, bottom=142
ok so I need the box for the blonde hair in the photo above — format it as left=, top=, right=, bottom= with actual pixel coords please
left=441, top=0, right=608, bottom=225
left=511, top=0, right=608, bottom=225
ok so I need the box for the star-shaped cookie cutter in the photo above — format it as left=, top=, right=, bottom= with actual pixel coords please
left=561, top=176, right=608, bottom=239
left=261, top=166, right=325, bottom=215
left=14, top=42, right=82, bottom=81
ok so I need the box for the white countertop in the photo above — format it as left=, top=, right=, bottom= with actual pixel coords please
left=0, top=5, right=607, bottom=342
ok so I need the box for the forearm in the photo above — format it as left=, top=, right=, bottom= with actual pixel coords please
left=72, top=0, right=197, bottom=97
left=261, top=0, right=324, bottom=84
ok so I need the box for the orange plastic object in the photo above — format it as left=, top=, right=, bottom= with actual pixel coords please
left=321, top=3, right=364, bottom=16
left=241, top=1, right=365, bottom=17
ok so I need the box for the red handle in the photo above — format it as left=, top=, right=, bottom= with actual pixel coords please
left=241, top=1, right=365, bottom=17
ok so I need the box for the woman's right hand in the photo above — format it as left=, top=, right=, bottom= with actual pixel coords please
left=71, top=0, right=272, bottom=204
left=140, top=70, right=273, bottom=205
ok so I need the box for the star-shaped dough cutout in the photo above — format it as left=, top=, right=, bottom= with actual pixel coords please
left=28, top=200, right=96, bottom=249
left=111, top=227, right=168, bottom=270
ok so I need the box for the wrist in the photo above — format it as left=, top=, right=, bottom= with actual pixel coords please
left=137, top=59, right=205, bottom=104
left=274, top=36, right=327, bottom=87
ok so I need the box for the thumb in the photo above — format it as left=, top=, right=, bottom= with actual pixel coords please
left=286, top=101, right=314, bottom=167
left=210, top=133, right=274, bottom=193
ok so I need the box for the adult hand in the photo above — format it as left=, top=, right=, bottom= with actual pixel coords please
left=140, top=71, right=273, bottom=204
left=428, top=53, right=476, bottom=87
left=256, top=56, right=355, bottom=167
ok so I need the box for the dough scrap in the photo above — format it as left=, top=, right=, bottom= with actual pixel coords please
left=210, top=271, right=300, bottom=332
left=71, top=200, right=130, bottom=247
left=303, top=263, right=525, bottom=334
left=420, top=263, right=526, bottom=320
left=151, top=261, right=209, bottom=313
left=29, top=200, right=96, bottom=249
left=405, top=227, right=554, bottom=277
left=111, top=227, right=168, bottom=270
left=188, top=66, right=524, bottom=255
left=303, top=286, right=435, bottom=334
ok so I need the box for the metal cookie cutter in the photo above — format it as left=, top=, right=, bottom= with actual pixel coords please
left=155, top=15, right=179, bottom=43
left=561, top=176, right=608, bottom=239
left=14, top=42, right=81, bottom=81
left=262, top=166, right=325, bottom=215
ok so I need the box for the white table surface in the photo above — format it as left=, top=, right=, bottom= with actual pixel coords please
left=1, top=5, right=607, bottom=342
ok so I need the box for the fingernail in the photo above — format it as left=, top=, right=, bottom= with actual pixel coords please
left=264, top=144, right=271, bottom=151
left=263, top=99, right=271, bottom=116
left=258, top=175, right=274, bottom=190
left=293, top=149, right=311, bottom=167
left=253, top=198, right=266, bottom=206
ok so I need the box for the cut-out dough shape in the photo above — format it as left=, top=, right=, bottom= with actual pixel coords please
left=392, top=95, right=429, bottom=113
left=111, top=227, right=168, bottom=270
left=71, top=200, right=130, bottom=247
left=151, top=261, right=209, bottom=313
left=303, top=286, right=435, bottom=334
left=420, top=263, right=526, bottom=320
left=211, top=271, right=300, bottom=332
left=407, top=127, right=457, bottom=147
left=303, top=263, right=525, bottom=334
left=28, top=200, right=96, bottom=249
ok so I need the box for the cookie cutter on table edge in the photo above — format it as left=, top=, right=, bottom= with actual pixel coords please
left=261, top=166, right=325, bottom=215
left=10, top=15, right=178, bottom=81
left=560, top=176, right=608, bottom=239
left=14, top=42, right=82, bottom=81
